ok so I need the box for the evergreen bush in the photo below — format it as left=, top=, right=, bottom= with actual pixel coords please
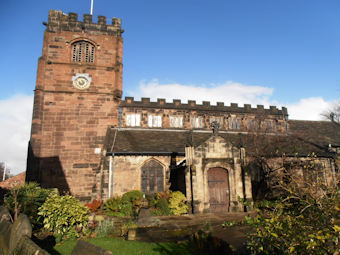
left=38, top=193, right=89, bottom=241
left=4, top=182, right=53, bottom=229
left=104, top=196, right=123, bottom=217
left=150, top=197, right=172, bottom=216
left=169, top=191, right=188, bottom=215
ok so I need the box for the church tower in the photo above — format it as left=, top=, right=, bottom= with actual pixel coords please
left=26, top=10, right=123, bottom=200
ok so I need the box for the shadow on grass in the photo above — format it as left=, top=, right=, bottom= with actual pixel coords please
left=32, top=235, right=61, bottom=255
left=153, top=231, right=234, bottom=255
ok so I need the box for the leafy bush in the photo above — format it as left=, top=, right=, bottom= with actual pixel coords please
left=104, top=190, right=143, bottom=217
left=146, top=193, right=157, bottom=208
left=156, top=191, right=171, bottom=200
left=4, top=182, right=53, bottom=228
left=121, top=190, right=143, bottom=204
left=169, top=191, right=188, bottom=215
left=38, top=193, right=89, bottom=241
left=150, top=197, right=172, bottom=216
left=119, top=202, right=134, bottom=217
left=121, top=190, right=143, bottom=217
left=104, top=196, right=123, bottom=216
left=247, top=186, right=340, bottom=254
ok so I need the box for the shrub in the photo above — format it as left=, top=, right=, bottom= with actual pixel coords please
left=4, top=182, right=53, bottom=229
left=104, top=196, right=123, bottom=216
left=169, top=191, right=188, bottom=215
left=247, top=186, right=340, bottom=254
left=150, top=197, right=171, bottom=216
left=121, top=190, right=143, bottom=204
left=146, top=193, right=157, bottom=208
left=85, top=199, right=102, bottom=213
left=38, top=193, right=89, bottom=241
left=122, top=190, right=144, bottom=217
left=156, top=191, right=171, bottom=200
left=104, top=190, right=144, bottom=217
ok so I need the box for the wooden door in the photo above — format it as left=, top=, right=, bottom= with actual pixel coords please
left=208, top=167, right=229, bottom=212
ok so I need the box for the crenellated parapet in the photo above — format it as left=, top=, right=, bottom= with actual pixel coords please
left=45, top=10, right=123, bottom=36
left=120, top=97, right=288, bottom=117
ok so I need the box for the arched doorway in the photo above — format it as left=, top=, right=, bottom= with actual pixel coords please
left=141, top=159, right=164, bottom=194
left=208, top=167, right=230, bottom=212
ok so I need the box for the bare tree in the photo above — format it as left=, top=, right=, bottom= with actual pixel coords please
left=321, top=101, right=340, bottom=125
left=0, top=162, right=11, bottom=181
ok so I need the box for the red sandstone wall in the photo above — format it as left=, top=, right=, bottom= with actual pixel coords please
left=27, top=11, right=123, bottom=200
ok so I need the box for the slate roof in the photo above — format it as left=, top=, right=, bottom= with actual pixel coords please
left=288, top=120, right=340, bottom=147
left=105, top=120, right=340, bottom=158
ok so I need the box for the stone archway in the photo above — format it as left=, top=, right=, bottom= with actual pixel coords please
left=207, top=167, right=230, bottom=212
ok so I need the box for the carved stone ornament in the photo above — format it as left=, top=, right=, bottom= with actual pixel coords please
left=72, top=73, right=92, bottom=90
left=211, top=121, right=220, bottom=134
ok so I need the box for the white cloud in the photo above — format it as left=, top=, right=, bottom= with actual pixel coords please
left=134, top=79, right=274, bottom=106
left=132, top=79, right=335, bottom=121
left=0, top=85, right=334, bottom=176
left=0, top=94, right=33, bottom=175
left=285, top=97, right=332, bottom=120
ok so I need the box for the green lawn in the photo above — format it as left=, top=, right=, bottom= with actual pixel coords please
left=53, top=237, right=194, bottom=255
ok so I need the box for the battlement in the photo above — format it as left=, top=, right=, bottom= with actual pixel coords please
left=45, top=10, right=123, bottom=36
left=120, top=97, right=288, bottom=116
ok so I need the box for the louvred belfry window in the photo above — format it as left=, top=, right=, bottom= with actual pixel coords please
left=72, top=41, right=95, bottom=63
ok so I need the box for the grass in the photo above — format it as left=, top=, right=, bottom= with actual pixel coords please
left=53, top=237, right=194, bottom=255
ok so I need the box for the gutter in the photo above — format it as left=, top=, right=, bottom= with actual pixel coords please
left=106, top=151, right=185, bottom=156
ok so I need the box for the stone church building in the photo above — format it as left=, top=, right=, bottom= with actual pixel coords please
left=26, top=10, right=339, bottom=213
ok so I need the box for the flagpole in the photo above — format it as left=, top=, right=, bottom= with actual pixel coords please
left=2, top=162, right=6, bottom=181
left=90, top=0, right=94, bottom=15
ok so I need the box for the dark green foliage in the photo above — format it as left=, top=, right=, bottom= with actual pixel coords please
left=4, top=182, right=53, bottom=229
left=104, top=197, right=122, bottom=216
left=150, top=197, right=171, bottom=216
left=121, top=190, right=143, bottom=204
left=145, top=193, right=157, bottom=208
left=104, top=190, right=187, bottom=217
left=104, top=190, right=143, bottom=217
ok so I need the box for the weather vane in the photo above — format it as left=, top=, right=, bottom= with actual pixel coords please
left=90, top=0, right=94, bottom=15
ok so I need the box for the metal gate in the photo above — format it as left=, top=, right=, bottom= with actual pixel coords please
left=208, top=167, right=230, bottom=212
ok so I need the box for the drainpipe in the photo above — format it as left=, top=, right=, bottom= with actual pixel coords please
left=107, top=129, right=118, bottom=199
left=108, top=155, right=113, bottom=198
left=190, top=165, right=194, bottom=214
left=185, top=146, right=195, bottom=214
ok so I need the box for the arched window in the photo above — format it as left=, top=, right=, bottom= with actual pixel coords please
left=72, top=41, right=95, bottom=63
left=141, top=160, right=164, bottom=194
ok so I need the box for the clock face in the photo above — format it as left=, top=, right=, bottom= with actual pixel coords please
left=72, top=73, right=92, bottom=90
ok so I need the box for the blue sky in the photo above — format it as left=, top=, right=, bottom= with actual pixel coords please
left=0, top=0, right=339, bottom=174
